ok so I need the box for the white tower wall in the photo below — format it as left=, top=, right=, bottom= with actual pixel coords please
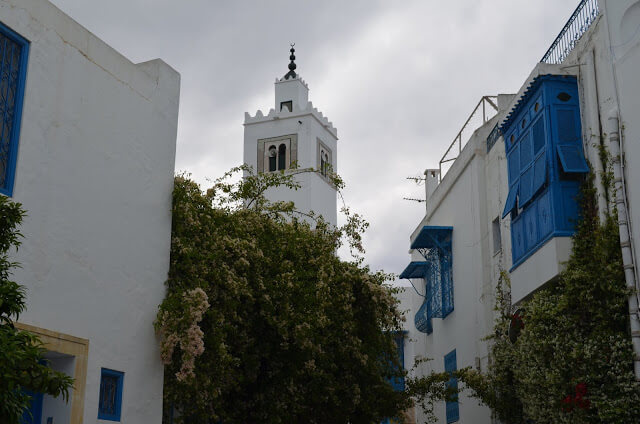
left=244, top=58, right=338, bottom=226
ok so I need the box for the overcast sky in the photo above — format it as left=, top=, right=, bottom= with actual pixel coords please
left=50, top=0, right=580, bottom=280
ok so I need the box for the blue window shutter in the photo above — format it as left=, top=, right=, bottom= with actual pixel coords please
left=532, top=153, right=547, bottom=194
left=502, top=181, right=519, bottom=218
left=98, top=368, right=125, bottom=421
left=557, top=144, right=589, bottom=173
left=391, top=333, right=405, bottom=392
left=557, top=109, right=578, bottom=142
left=444, top=350, right=459, bottom=423
left=507, top=145, right=520, bottom=182
left=519, top=165, right=534, bottom=206
left=532, top=117, right=545, bottom=154
left=519, top=133, right=533, bottom=169
left=0, top=22, right=29, bottom=197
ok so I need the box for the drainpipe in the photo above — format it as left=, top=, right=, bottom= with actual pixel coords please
left=607, top=112, right=640, bottom=380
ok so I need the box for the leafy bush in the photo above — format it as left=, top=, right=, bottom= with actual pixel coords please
left=157, top=167, right=410, bottom=423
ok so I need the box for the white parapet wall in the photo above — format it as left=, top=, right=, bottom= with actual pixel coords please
left=1, top=0, right=180, bottom=422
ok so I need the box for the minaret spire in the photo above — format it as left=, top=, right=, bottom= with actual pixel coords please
left=283, top=43, right=297, bottom=80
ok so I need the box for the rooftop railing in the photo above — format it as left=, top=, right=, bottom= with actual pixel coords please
left=541, top=0, right=600, bottom=64
left=438, top=96, right=498, bottom=181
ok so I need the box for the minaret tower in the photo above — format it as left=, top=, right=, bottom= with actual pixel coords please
left=243, top=45, right=338, bottom=226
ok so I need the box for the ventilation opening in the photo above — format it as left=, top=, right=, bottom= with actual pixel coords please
left=557, top=92, right=572, bottom=102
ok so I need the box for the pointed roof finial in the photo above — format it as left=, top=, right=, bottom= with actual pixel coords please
left=284, top=43, right=297, bottom=80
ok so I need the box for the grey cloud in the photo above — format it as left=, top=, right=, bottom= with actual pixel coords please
left=51, top=0, right=581, bottom=279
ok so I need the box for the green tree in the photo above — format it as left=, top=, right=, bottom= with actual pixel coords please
left=156, top=167, right=410, bottom=424
left=0, top=196, right=74, bottom=423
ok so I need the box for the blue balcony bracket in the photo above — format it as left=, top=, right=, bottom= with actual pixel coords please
left=411, top=226, right=454, bottom=319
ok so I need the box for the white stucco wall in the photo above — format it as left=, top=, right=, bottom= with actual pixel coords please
left=601, top=0, right=640, bottom=298
left=402, top=117, right=501, bottom=424
left=1, top=0, right=180, bottom=422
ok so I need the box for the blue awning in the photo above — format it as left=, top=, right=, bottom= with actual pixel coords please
left=399, top=261, right=428, bottom=279
left=410, top=226, right=453, bottom=250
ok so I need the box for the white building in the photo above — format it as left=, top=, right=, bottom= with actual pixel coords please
left=1, top=0, right=180, bottom=422
left=398, top=0, right=640, bottom=422
left=243, top=46, right=338, bottom=226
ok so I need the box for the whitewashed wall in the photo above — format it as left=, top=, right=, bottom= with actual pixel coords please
left=1, top=0, right=180, bottom=422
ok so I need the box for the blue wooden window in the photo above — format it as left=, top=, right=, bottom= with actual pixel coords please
left=444, top=350, right=459, bottom=423
left=0, top=22, right=29, bottom=197
left=98, top=368, right=124, bottom=421
left=500, top=76, right=588, bottom=269
left=390, top=332, right=406, bottom=392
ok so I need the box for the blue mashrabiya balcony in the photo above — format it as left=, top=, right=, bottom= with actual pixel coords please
left=501, top=75, right=588, bottom=270
left=400, top=226, right=454, bottom=334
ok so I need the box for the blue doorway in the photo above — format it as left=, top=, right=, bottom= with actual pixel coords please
left=20, top=389, right=44, bottom=424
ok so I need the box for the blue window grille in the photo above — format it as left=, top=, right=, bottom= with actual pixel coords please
left=444, top=350, right=459, bottom=423
left=500, top=75, right=588, bottom=269
left=399, top=261, right=433, bottom=333
left=411, top=226, right=454, bottom=322
left=0, top=22, right=29, bottom=197
left=98, top=368, right=125, bottom=421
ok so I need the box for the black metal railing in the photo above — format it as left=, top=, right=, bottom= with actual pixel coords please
left=439, top=96, right=498, bottom=180
left=541, top=0, right=600, bottom=64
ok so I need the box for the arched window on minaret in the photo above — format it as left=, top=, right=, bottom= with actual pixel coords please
left=320, top=150, right=326, bottom=177
left=268, top=146, right=277, bottom=172
left=278, top=144, right=287, bottom=170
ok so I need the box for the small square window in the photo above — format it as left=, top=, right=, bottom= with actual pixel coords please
left=98, top=368, right=124, bottom=421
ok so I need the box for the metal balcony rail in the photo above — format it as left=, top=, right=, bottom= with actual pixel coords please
left=541, top=0, right=600, bottom=64
left=439, top=96, right=498, bottom=181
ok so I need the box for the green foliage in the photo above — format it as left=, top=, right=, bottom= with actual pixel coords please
left=0, top=196, right=74, bottom=423
left=459, top=171, right=640, bottom=423
left=405, top=358, right=458, bottom=424
left=157, top=167, right=409, bottom=423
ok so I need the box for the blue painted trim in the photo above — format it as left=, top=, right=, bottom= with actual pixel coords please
left=444, top=349, right=459, bottom=423
left=0, top=21, right=29, bottom=197
left=509, top=233, right=573, bottom=272
left=98, top=368, right=125, bottom=421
